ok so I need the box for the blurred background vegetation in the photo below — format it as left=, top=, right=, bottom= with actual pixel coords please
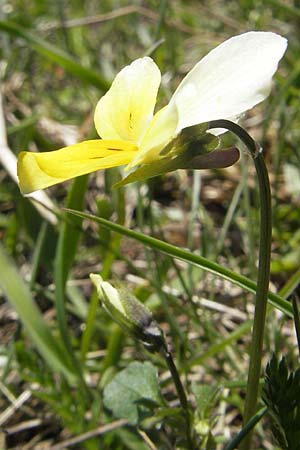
left=0, top=0, right=300, bottom=449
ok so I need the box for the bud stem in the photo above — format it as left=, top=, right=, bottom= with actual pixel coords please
left=161, top=342, right=193, bottom=449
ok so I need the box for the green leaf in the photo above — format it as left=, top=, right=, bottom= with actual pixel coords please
left=0, top=242, right=75, bottom=382
left=279, top=267, right=300, bottom=300
left=224, top=407, right=268, bottom=450
left=262, top=355, right=300, bottom=450
left=54, top=176, right=89, bottom=382
left=65, top=209, right=293, bottom=317
left=191, top=383, right=220, bottom=418
left=0, top=20, right=109, bottom=90
left=103, top=361, right=162, bottom=424
left=56, top=175, right=89, bottom=286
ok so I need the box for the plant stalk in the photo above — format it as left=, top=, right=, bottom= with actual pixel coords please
left=208, top=120, right=272, bottom=450
left=161, top=342, right=193, bottom=449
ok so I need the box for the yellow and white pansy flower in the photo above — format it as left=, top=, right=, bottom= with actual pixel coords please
left=17, top=31, right=287, bottom=194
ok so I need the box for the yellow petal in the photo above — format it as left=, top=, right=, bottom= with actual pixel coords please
left=127, top=103, right=178, bottom=169
left=17, top=140, right=138, bottom=194
left=94, top=57, right=161, bottom=144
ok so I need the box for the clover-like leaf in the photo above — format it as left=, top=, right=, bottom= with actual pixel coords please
left=192, top=383, right=220, bottom=419
left=103, top=361, right=163, bottom=425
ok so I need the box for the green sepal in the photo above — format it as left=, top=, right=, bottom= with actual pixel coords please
left=115, top=147, right=239, bottom=188
left=114, top=124, right=220, bottom=188
left=114, top=124, right=242, bottom=188
left=160, top=123, right=218, bottom=158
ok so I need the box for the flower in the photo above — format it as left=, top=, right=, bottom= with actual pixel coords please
left=17, top=31, right=287, bottom=194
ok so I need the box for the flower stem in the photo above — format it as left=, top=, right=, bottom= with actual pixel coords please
left=161, top=341, right=193, bottom=449
left=208, top=120, right=272, bottom=450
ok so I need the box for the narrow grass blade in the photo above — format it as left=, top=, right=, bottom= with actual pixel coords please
left=56, top=176, right=89, bottom=286
left=0, top=20, right=109, bottom=90
left=267, top=0, right=300, bottom=19
left=278, top=267, right=300, bottom=300
left=54, top=176, right=92, bottom=399
left=65, top=209, right=293, bottom=317
left=80, top=290, right=99, bottom=362
left=189, top=320, right=253, bottom=368
left=189, top=266, right=297, bottom=369
left=29, top=221, right=48, bottom=290
left=224, top=407, right=268, bottom=450
left=0, top=243, right=75, bottom=382
left=55, top=176, right=88, bottom=359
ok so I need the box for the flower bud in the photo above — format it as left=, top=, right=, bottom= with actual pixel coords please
left=90, top=274, right=164, bottom=352
left=194, top=419, right=210, bottom=437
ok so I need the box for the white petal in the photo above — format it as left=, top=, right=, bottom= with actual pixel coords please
left=171, top=31, right=287, bottom=131
left=94, top=57, right=161, bottom=144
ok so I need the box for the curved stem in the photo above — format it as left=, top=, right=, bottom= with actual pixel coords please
left=208, top=120, right=272, bottom=450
